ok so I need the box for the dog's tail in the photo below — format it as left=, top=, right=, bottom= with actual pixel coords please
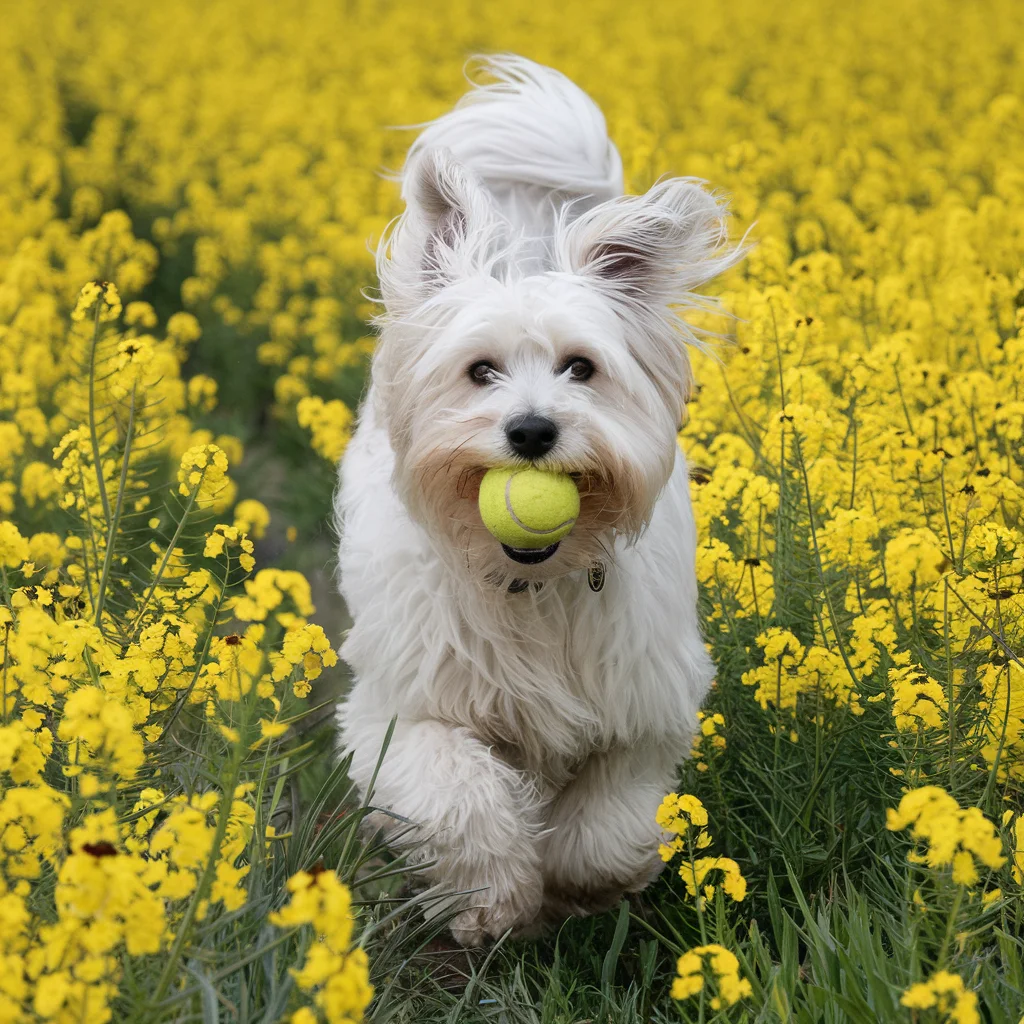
left=401, top=55, right=624, bottom=234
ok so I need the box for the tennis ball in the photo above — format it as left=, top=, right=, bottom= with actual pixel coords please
left=478, top=467, right=580, bottom=549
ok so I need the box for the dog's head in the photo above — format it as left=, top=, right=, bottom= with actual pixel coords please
left=371, top=148, right=740, bottom=585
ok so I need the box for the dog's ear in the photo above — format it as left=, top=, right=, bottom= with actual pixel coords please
left=557, top=179, right=739, bottom=312
left=403, top=147, right=493, bottom=291
left=557, top=179, right=744, bottom=415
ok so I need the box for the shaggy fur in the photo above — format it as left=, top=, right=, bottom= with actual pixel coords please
left=335, top=55, right=743, bottom=946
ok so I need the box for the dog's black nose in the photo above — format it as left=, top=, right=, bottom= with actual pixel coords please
left=505, top=414, right=558, bottom=459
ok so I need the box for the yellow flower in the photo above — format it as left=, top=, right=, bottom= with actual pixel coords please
left=211, top=859, right=249, bottom=911
left=887, top=787, right=1005, bottom=883
left=883, top=529, right=950, bottom=599
left=690, top=712, right=727, bottom=773
left=187, top=374, right=219, bottom=412
left=889, top=667, right=947, bottom=731
left=0, top=721, right=49, bottom=784
left=742, top=628, right=860, bottom=713
left=167, top=312, right=202, bottom=344
left=272, top=869, right=374, bottom=1022
left=124, top=301, right=158, bottom=328
left=177, top=443, right=230, bottom=507
left=70, top=281, right=102, bottom=322
left=204, top=523, right=256, bottom=572
left=27, top=532, right=65, bottom=569
left=20, top=463, right=61, bottom=508
left=233, top=499, right=271, bottom=539
left=671, top=944, right=752, bottom=1009
left=259, top=719, right=289, bottom=739
left=232, top=569, right=315, bottom=623
left=0, top=522, right=29, bottom=567
left=657, top=793, right=747, bottom=904
left=297, top=396, right=354, bottom=463
left=271, top=622, right=338, bottom=689
left=678, top=856, right=748, bottom=905
left=58, top=687, right=145, bottom=779
left=901, top=970, right=979, bottom=1024
left=71, top=279, right=123, bottom=323
left=57, top=816, right=167, bottom=956
left=657, top=793, right=709, bottom=832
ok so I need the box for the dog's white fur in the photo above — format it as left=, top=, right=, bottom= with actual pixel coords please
left=335, top=55, right=742, bottom=945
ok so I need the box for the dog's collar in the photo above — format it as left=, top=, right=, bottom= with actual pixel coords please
left=505, top=562, right=606, bottom=594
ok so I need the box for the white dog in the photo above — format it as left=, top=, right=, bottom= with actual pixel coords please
left=335, top=55, right=742, bottom=946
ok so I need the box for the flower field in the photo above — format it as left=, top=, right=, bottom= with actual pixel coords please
left=3, top=0, right=1024, bottom=1020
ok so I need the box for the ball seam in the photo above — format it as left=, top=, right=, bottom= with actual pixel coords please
left=504, top=472, right=577, bottom=536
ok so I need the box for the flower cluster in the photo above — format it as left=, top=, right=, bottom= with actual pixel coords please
left=901, top=971, right=980, bottom=1024
left=670, top=944, right=752, bottom=1010
left=886, top=787, right=1005, bottom=887
left=657, top=793, right=712, bottom=862
left=0, top=272, right=363, bottom=1017
left=888, top=667, right=948, bottom=733
left=177, top=444, right=231, bottom=509
left=740, top=627, right=863, bottom=716
left=271, top=869, right=375, bottom=1024
left=657, top=794, right=747, bottom=907
left=690, top=711, right=726, bottom=772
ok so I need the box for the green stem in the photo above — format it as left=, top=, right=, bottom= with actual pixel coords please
left=87, top=301, right=112, bottom=526
left=805, top=678, right=823, bottom=830
left=937, top=885, right=964, bottom=968
left=94, top=386, right=136, bottom=630
left=981, top=660, right=1013, bottom=811
left=794, top=435, right=861, bottom=687
left=2, top=621, right=10, bottom=723
left=937, top=462, right=957, bottom=570
left=152, top=746, right=244, bottom=1003
left=129, top=473, right=204, bottom=637
left=250, top=697, right=278, bottom=880
left=686, top=833, right=709, bottom=947
left=155, top=576, right=230, bottom=740
left=944, top=582, right=1024, bottom=668
left=76, top=475, right=100, bottom=613
left=943, top=582, right=955, bottom=794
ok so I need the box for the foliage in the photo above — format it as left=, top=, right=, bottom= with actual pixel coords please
left=0, top=275, right=379, bottom=1021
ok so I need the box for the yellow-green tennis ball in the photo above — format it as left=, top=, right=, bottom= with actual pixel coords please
left=478, top=467, right=580, bottom=549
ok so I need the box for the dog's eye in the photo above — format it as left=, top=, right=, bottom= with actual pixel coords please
left=468, top=361, right=498, bottom=385
left=561, top=357, right=594, bottom=382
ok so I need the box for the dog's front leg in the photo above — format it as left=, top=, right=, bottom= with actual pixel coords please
left=347, top=716, right=545, bottom=946
left=539, top=741, right=680, bottom=920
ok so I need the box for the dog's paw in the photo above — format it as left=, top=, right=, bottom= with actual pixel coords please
left=449, top=881, right=543, bottom=947
left=542, top=853, right=665, bottom=921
